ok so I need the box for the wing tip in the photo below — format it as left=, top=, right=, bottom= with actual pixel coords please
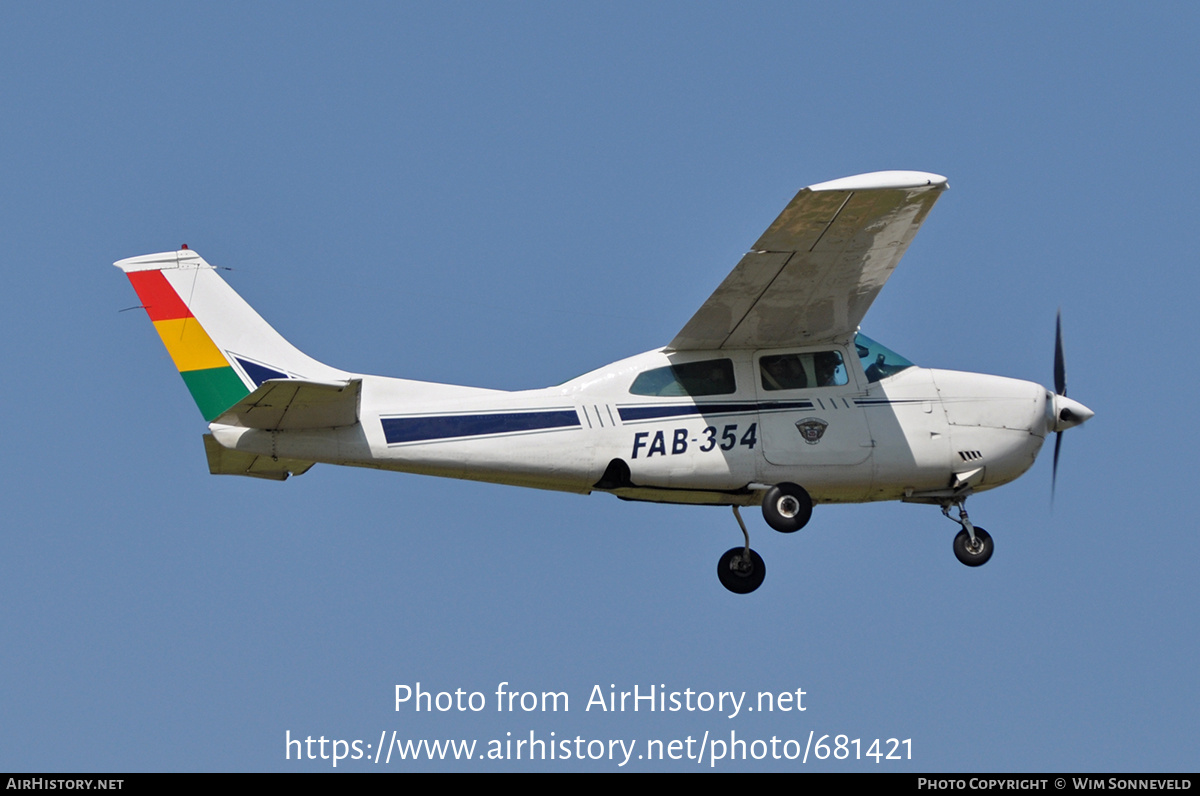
left=808, top=171, right=948, bottom=193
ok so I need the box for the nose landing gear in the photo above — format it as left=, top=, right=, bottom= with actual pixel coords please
left=943, top=499, right=994, bottom=567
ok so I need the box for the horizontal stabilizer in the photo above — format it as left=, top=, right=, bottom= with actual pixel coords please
left=213, top=378, right=362, bottom=430
left=203, top=434, right=314, bottom=481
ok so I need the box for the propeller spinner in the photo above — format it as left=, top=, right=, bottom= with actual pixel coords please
left=1049, top=310, right=1095, bottom=498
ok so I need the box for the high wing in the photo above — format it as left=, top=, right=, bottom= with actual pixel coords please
left=669, top=171, right=948, bottom=350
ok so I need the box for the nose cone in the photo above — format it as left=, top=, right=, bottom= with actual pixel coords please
left=1050, top=394, right=1094, bottom=432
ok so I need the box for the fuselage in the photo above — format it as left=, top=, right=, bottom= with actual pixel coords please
left=210, top=336, right=1051, bottom=507
left=115, top=175, right=1093, bottom=588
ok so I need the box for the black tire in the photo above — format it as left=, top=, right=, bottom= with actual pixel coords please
left=762, top=482, right=813, bottom=533
left=953, top=527, right=994, bottom=567
left=717, top=547, right=766, bottom=594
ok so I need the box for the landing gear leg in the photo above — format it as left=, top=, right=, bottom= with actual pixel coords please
left=942, top=499, right=993, bottom=567
left=717, top=506, right=765, bottom=594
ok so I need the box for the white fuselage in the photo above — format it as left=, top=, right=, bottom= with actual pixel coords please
left=210, top=341, right=1050, bottom=507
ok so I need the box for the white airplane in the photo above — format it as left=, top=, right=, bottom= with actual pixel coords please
left=115, top=170, right=1093, bottom=593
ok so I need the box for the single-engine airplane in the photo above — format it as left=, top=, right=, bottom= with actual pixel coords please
left=116, top=170, right=1093, bottom=593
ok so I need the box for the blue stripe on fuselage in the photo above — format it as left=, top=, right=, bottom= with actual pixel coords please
left=618, top=400, right=814, bottom=422
left=381, top=410, right=581, bottom=444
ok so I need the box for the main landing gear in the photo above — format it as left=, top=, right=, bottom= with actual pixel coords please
left=942, top=499, right=993, bottom=567
left=718, top=507, right=766, bottom=594
left=717, top=482, right=813, bottom=594
left=762, top=482, right=813, bottom=533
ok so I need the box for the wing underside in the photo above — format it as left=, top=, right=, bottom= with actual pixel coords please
left=669, top=171, right=947, bottom=350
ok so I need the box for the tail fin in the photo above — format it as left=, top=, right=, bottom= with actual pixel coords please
left=115, top=248, right=348, bottom=421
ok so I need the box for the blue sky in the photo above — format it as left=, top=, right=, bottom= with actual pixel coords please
left=2, top=2, right=1196, bottom=772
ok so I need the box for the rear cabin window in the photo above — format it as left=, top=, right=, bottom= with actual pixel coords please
left=629, top=359, right=736, bottom=397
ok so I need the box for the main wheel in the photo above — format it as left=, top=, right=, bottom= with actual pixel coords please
left=717, top=547, right=766, bottom=594
left=953, top=527, right=994, bottom=567
left=762, top=482, right=813, bottom=533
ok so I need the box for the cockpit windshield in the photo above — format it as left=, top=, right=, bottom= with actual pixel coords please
left=855, top=333, right=915, bottom=383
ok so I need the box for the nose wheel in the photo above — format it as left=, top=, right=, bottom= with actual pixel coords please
left=943, top=499, right=994, bottom=567
left=953, top=527, right=993, bottom=566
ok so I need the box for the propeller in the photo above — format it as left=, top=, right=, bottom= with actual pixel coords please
left=1052, top=310, right=1066, bottom=499
left=1049, top=309, right=1094, bottom=500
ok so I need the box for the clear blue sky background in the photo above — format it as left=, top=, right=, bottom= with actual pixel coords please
left=2, top=2, right=1196, bottom=772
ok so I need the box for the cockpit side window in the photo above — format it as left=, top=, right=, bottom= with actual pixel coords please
left=629, top=359, right=736, bottom=397
left=855, top=333, right=916, bottom=383
left=759, top=351, right=847, bottom=390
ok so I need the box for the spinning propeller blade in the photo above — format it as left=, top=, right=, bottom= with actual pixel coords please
left=1054, top=310, right=1066, bottom=398
left=1053, top=310, right=1065, bottom=500
left=1048, top=309, right=1093, bottom=501
left=1052, top=428, right=1063, bottom=502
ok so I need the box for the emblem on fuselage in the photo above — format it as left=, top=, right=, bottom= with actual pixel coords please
left=795, top=417, right=829, bottom=445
